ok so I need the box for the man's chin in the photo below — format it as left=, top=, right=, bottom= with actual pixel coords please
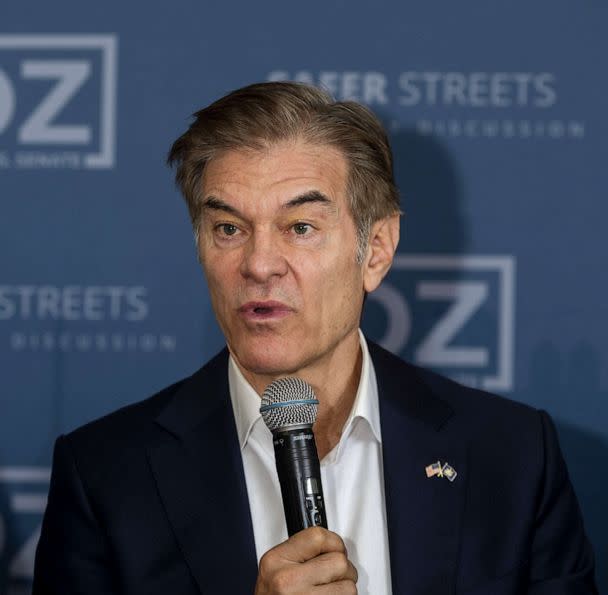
left=235, top=354, right=301, bottom=378
left=229, top=342, right=306, bottom=380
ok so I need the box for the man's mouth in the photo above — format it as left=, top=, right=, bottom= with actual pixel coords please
left=238, top=301, right=293, bottom=321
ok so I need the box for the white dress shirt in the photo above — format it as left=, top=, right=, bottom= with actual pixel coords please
left=228, top=331, right=393, bottom=595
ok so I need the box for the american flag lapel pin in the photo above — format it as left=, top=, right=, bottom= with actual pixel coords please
left=425, top=461, right=443, bottom=478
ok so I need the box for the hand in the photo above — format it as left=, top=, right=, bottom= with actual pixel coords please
left=254, top=527, right=358, bottom=594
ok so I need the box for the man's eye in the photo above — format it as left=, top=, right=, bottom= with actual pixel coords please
left=218, top=223, right=239, bottom=236
left=293, top=223, right=312, bottom=235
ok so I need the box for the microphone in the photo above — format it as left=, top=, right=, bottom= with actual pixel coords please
left=260, top=377, right=328, bottom=536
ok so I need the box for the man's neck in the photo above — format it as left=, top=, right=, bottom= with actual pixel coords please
left=235, top=330, right=363, bottom=459
left=312, top=344, right=362, bottom=459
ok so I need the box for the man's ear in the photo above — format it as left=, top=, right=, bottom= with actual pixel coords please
left=363, top=214, right=400, bottom=293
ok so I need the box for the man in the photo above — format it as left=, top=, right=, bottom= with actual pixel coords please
left=34, top=82, right=597, bottom=594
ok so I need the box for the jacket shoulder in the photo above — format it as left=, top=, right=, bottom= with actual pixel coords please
left=66, top=348, right=229, bottom=454
left=67, top=376, right=187, bottom=452
left=368, top=339, right=541, bottom=429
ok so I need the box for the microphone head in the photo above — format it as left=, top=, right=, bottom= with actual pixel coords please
left=260, top=377, right=319, bottom=432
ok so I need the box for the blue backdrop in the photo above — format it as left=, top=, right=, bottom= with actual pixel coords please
left=1, top=2, right=606, bottom=592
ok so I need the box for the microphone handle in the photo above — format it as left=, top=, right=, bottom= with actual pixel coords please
left=272, top=427, right=328, bottom=536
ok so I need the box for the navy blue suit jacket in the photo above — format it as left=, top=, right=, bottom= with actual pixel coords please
left=33, top=342, right=597, bottom=594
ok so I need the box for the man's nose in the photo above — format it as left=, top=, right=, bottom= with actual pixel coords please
left=239, top=230, right=288, bottom=283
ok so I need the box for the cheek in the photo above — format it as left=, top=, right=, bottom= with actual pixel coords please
left=202, top=262, right=238, bottom=318
left=307, top=258, right=363, bottom=318
left=202, top=248, right=239, bottom=288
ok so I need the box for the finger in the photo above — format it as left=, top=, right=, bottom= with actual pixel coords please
left=278, top=527, right=347, bottom=563
left=312, top=579, right=358, bottom=594
left=305, top=551, right=358, bottom=585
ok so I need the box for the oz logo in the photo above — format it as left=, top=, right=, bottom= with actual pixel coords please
left=0, top=34, right=117, bottom=169
left=364, top=255, right=515, bottom=391
left=0, top=467, right=50, bottom=589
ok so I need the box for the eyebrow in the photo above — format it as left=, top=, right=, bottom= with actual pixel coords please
left=283, top=190, right=334, bottom=210
left=201, top=190, right=335, bottom=217
left=201, top=196, right=240, bottom=215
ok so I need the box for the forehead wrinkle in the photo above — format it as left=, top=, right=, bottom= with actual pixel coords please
left=200, top=140, right=349, bottom=220
left=204, top=141, right=347, bottom=190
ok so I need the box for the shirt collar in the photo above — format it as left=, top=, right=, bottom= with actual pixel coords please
left=228, top=355, right=263, bottom=450
left=348, top=329, right=382, bottom=444
left=228, top=329, right=382, bottom=451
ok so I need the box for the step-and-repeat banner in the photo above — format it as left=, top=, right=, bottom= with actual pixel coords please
left=1, top=2, right=606, bottom=592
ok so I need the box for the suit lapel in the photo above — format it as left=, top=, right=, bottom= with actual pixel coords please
left=371, top=343, right=467, bottom=595
left=147, top=350, right=257, bottom=594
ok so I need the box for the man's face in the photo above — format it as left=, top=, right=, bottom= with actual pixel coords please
left=198, top=139, right=367, bottom=381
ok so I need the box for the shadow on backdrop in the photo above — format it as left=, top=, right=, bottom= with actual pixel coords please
left=390, top=127, right=469, bottom=254
left=362, top=127, right=469, bottom=362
